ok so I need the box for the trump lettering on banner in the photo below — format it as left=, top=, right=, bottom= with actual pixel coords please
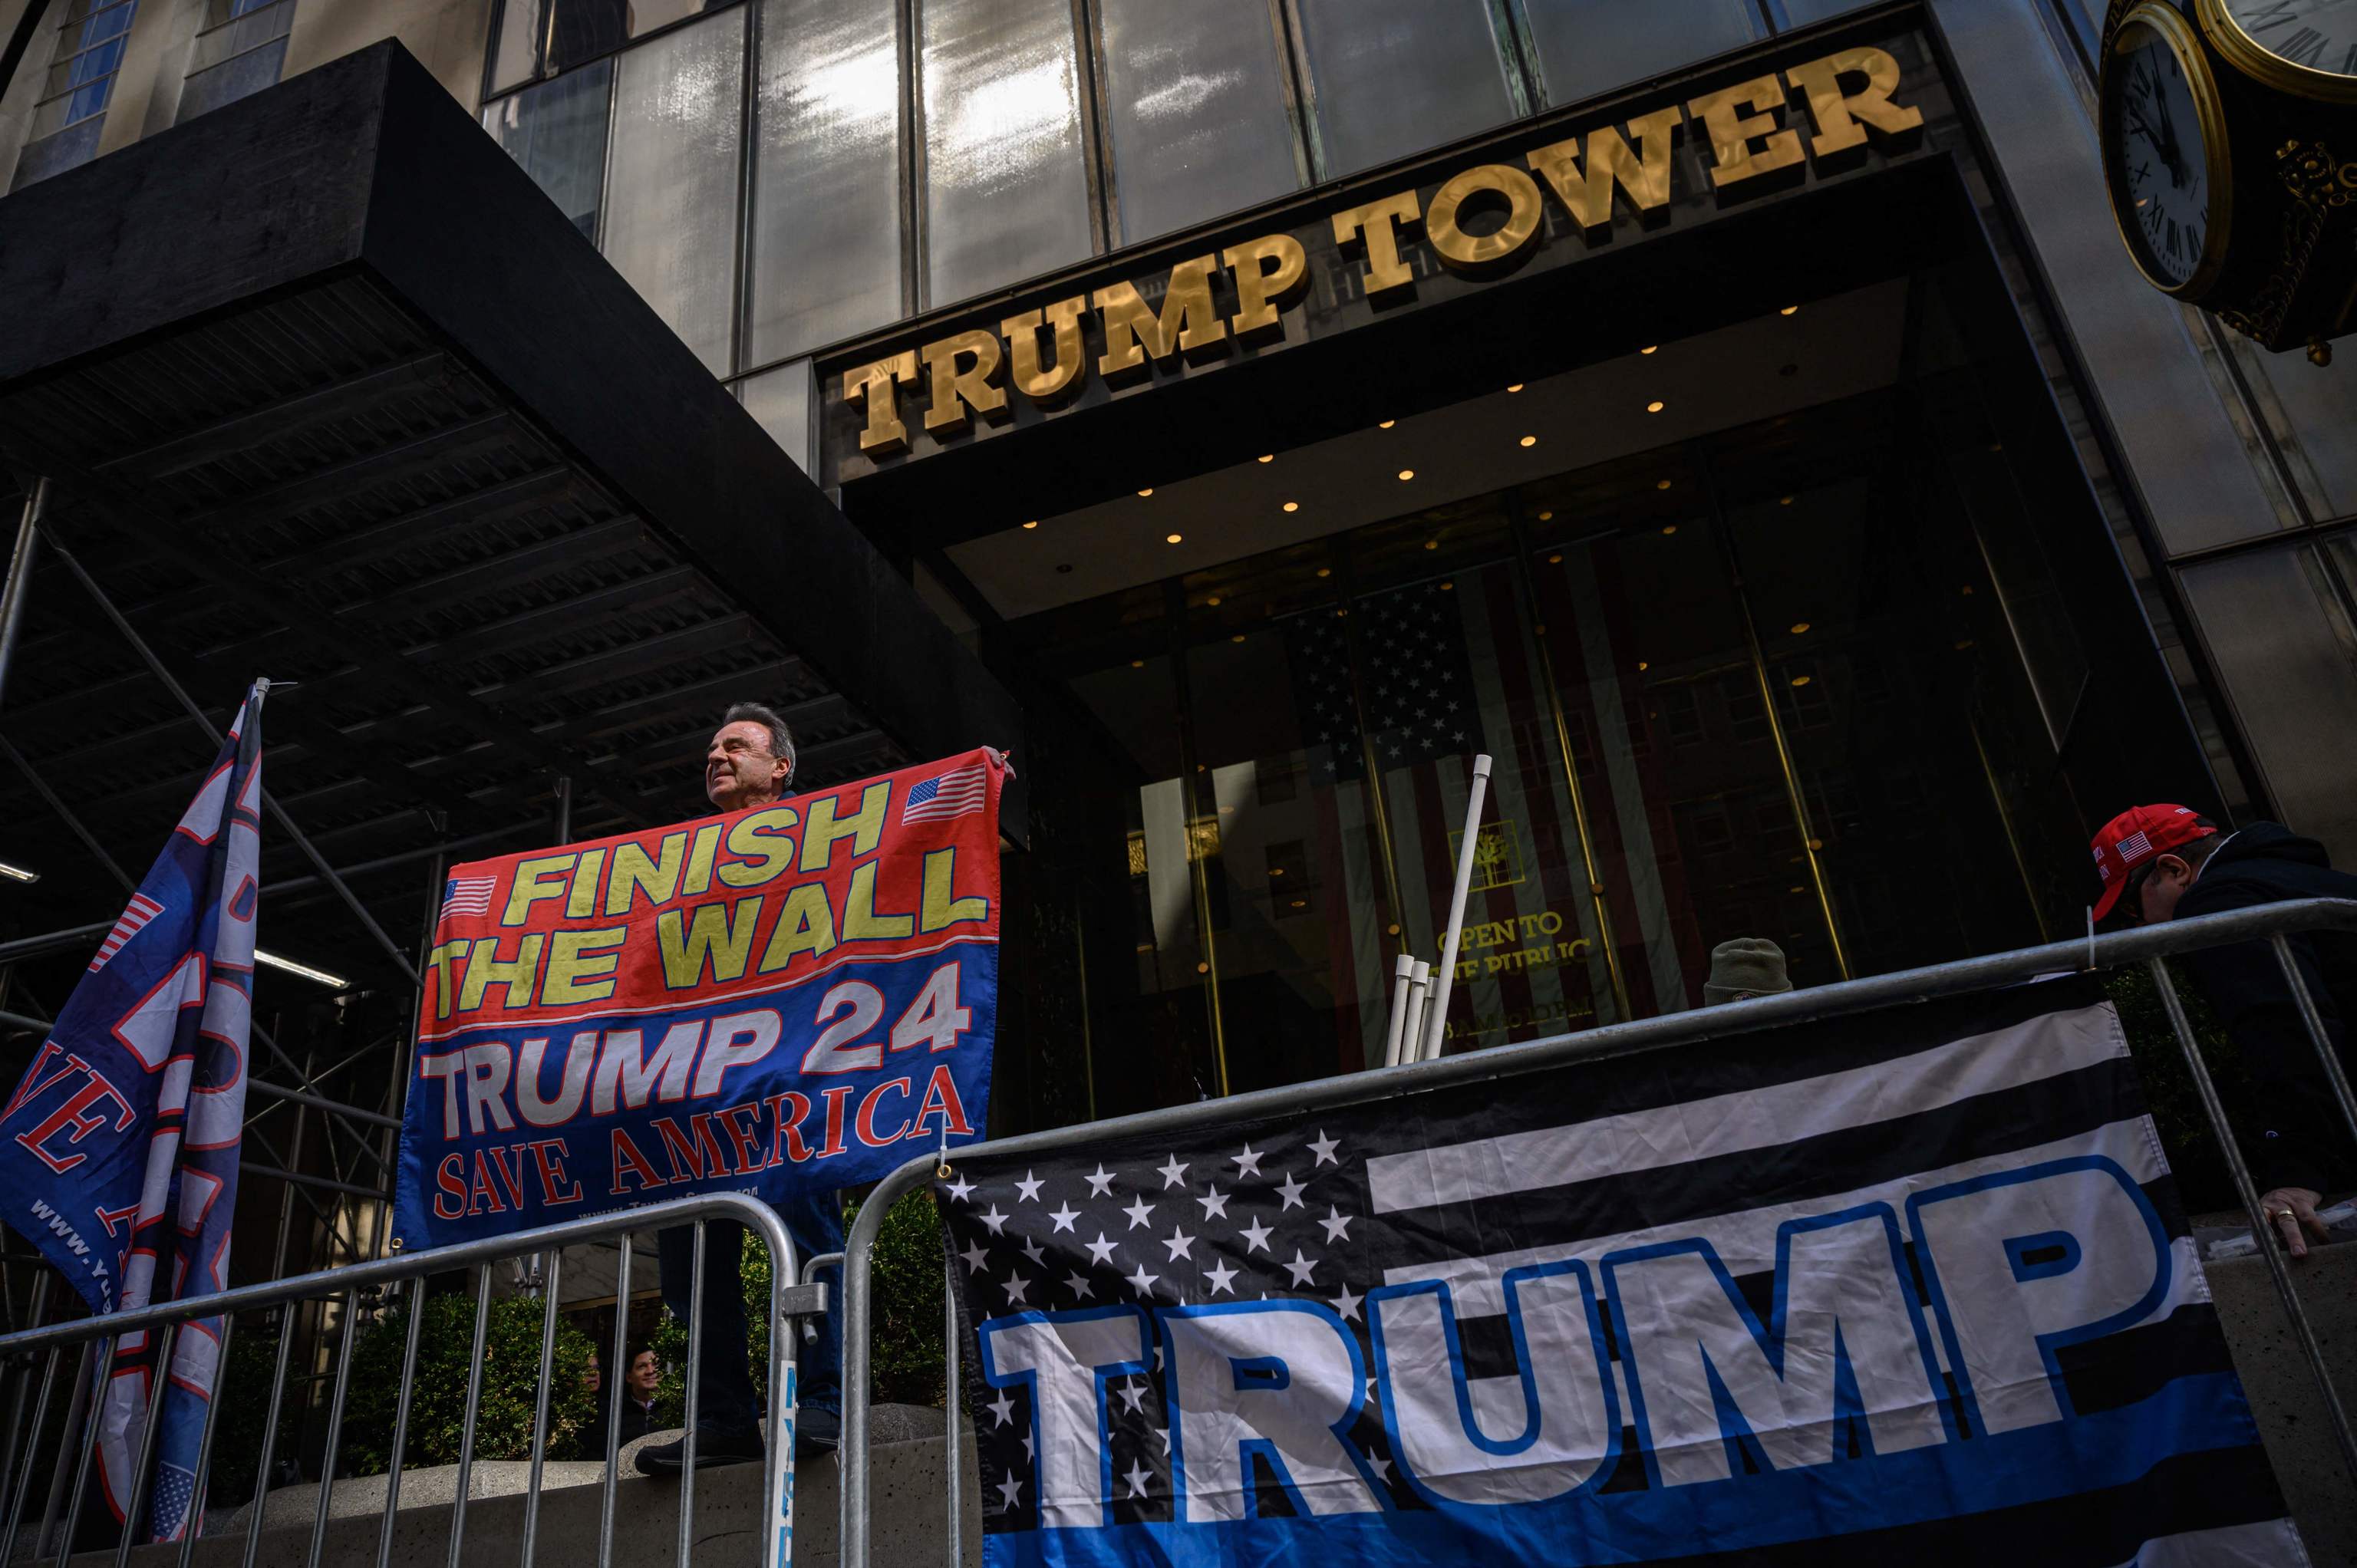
left=938, top=978, right=2305, bottom=1567
left=391, top=749, right=1004, bottom=1249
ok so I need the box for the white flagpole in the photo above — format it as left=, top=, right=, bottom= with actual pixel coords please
left=1383, top=954, right=1417, bottom=1069
left=1419, top=754, right=1492, bottom=1062
left=1400, top=960, right=1431, bottom=1064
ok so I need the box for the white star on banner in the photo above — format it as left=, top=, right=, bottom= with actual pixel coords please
left=960, top=1240, right=990, bottom=1275
left=1157, top=1155, right=1189, bottom=1189
left=1307, top=1130, right=1341, bottom=1166
left=1126, top=1263, right=1160, bottom=1297
left=1015, top=1171, right=1045, bottom=1203
left=1122, top=1196, right=1155, bottom=1230
left=1370, top=1454, right=1393, bottom=1484
left=1124, top=1460, right=1150, bottom=1499
left=1284, top=1249, right=1320, bottom=1286
left=1024, top=1434, right=1037, bottom=1462
left=1233, top=1144, right=1265, bottom=1178
left=1239, top=1217, right=1274, bottom=1254
left=1319, top=1206, right=1353, bottom=1244
left=1162, top=1227, right=1196, bottom=1262
left=988, top=1390, right=1016, bottom=1428
left=1117, top=1378, right=1149, bottom=1415
left=945, top=1174, right=975, bottom=1202
left=1277, top=1174, right=1308, bottom=1211
left=1195, top=1185, right=1230, bottom=1220
left=980, top=1204, right=1010, bottom=1236
left=1020, top=1237, right=1047, bottom=1267
left=1205, top=1260, right=1238, bottom=1296
left=1086, top=1164, right=1117, bottom=1197
left=1084, top=1232, right=1119, bottom=1267
left=1002, top=1273, right=1031, bottom=1306
left=1333, top=1283, right=1363, bottom=1322
left=1047, top=1202, right=1080, bottom=1234
left=1154, top=1425, right=1172, bottom=1458
left=997, top=1474, right=1024, bottom=1510
left=1064, top=1272, right=1095, bottom=1301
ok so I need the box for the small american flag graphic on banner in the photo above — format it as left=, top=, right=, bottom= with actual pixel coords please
left=88, top=893, right=163, bottom=973
left=440, top=875, right=497, bottom=917
left=902, top=760, right=990, bottom=825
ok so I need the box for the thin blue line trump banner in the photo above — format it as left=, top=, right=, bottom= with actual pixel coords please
left=938, top=977, right=2304, bottom=1566
left=392, top=749, right=1004, bottom=1250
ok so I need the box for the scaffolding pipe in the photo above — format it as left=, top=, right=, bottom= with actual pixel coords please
left=0, top=479, right=42, bottom=712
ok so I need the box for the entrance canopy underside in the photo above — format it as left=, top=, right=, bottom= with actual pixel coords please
left=0, top=41, right=1022, bottom=998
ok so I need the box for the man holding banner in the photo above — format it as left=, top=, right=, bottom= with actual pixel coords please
left=392, top=707, right=1008, bottom=1477
left=644, top=703, right=844, bottom=1473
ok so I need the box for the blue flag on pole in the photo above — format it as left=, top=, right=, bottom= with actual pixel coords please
left=0, top=680, right=266, bottom=1541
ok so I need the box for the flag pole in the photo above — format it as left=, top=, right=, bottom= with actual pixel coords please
left=1383, top=954, right=1416, bottom=1069
left=1419, top=755, right=1492, bottom=1062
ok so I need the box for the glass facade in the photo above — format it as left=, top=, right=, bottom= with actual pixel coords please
left=990, top=276, right=2092, bottom=1112
left=176, top=0, right=293, bottom=124
left=470, top=0, right=1867, bottom=383
left=10, top=0, right=138, bottom=191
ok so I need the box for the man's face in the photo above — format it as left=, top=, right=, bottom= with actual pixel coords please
left=706, top=720, right=788, bottom=812
left=2134, top=852, right=2199, bottom=925
left=585, top=1351, right=602, bottom=1395
left=629, top=1350, right=660, bottom=1396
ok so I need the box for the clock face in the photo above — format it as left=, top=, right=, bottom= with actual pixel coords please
left=2220, top=0, right=2357, bottom=77
left=2112, top=21, right=2218, bottom=289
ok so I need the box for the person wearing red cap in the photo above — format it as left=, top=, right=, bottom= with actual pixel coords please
left=2092, top=805, right=2357, bottom=1258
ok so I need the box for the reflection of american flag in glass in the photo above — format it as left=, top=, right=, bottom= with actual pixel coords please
left=90, top=893, right=164, bottom=973
left=441, top=875, right=497, bottom=917
left=902, top=761, right=990, bottom=825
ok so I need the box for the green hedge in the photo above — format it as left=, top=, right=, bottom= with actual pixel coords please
left=340, top=1293, right=597, bottom=1472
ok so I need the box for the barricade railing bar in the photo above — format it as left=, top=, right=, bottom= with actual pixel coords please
left=0, top=1192, right=822, bottom=1568
left=836, top=897, right=2357, bottom=1568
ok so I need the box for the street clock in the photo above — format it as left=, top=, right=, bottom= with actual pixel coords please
left=2100, top=0, right=2357, bottom=363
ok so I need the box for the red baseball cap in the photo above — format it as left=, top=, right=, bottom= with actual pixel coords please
left=2089, top=804, right=2217, bottom=921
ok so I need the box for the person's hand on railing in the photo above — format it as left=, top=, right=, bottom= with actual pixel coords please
left=2258, top=1186, right=2331, bottom=1259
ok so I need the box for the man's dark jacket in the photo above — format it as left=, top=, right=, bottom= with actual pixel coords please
left=2176, top=822, right=2357, bottom=1194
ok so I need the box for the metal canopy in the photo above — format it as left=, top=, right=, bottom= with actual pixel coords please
left=0, top=41, right=1024, bottom=999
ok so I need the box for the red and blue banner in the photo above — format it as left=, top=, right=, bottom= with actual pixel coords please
left=391, top=748, right=1005, bottom=1250
left=0, top=680, right=266, bottom=1540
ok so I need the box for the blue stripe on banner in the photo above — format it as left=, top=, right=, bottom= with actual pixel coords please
left=978, top=1372, right=2266, bottom=1568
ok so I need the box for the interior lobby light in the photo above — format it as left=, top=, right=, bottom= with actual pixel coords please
left=1646, top=400, right=1665, bottom=413
left=1165, top=532, right=1183, bottom=544
left=1792, top=674, right=1813, bottom=687
left=1207, top=595, right=1222, bottom=606
left=1258, top=454, right=1274, bottom=463
left=1138, top=488, right=1154, bottom=497
left=1780, top=494, right=1797, bottom=506
left=1637, top=660, right=1649, bottom=671
left=1231, top=634, right=1245, bottom=644
left=1378, top=420, right=1396, bottom=429
left=1519, top=436, right=1538, bottom=447
left=0, top=861, right=39, bottom=884
left=1316, top=567, right=1332, bottom=578
left=1506, top=384, right=1524, bottom=393
left=255, top=950, right=350, bottom=988
left=1781, top=305, right=1800, bottom=315
left=1439, top=581, right=1455, bottom=592
left=1790, top=621, right=1811, bottom=634
left=1656, top=479, right=1673, bottom=490
left=1537, top=510, right=1554, bottom=521
left=1023, top=519, right=1038, bottom=529
left=1282, top=501, right=1299, bottom=512
left=1397, top=469, right=1415, bottom=481
left=1640, top=345, right=1658, bottom=354
left=1661, top=525, right=1678, bottom=535
left=1548, top=553, right=1563, bottom=564
left=1423, top=539, right=1439, bottom=551
left=1131, top=659, right=1144, bottom=668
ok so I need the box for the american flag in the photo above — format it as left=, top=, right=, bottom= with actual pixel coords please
left=88, top=892, right=163, bottom=973
left=902, top=760, right=991, bottom=825
left=938, top=980, right=2300, bottom=1563
left=441, top=874, right=497, bottom=917
left=2115, top=830, right=2152, bottom=865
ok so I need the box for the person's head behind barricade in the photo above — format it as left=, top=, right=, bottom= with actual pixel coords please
left=2090, top=804, right=2223, bottom=927
left=706, top=701, right=797, bottom=812
left=1703, top=937, right=1792, bottom=1006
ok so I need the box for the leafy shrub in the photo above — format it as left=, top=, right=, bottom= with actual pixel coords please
left=2105, top=962, right=2253, bottom=1215
left=206, top=1313, right=303, bottom=1498
left=341, top=1292, right=596, bottom=1473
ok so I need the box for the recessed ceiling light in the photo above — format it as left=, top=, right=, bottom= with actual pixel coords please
left=1791, top=674, right=1812, bottom=687
left=1780, top=495, right=1796, bottom=506
left=1022, top=519, right=1038, bottom=529
left=1165, top=532, right=1182, bottom=544
left=1231, top=634, right=1245, bottom=643
left=1660, top=525, right=1677, bottom=535
left=1637, top=660, right=1649, bottom=671
left=1646, top=400, right=1665, bottom=413
left=0, top=861, right=40, bottom=884
left=1270, top=867, right=1285, bottom=877
left=1258, top=454, right=1274, bottom=463
left=1397, top=469, right=1415, bottom=481
left=1519, top=436, right=1537, bottom=448
left=1656, top=479, right=1672, bottom=490
left=1439, top=581, right=1454, bottom=592
left=1548, top=553, right=1563, bottom=564
left=1780, top=305, right=1799, bottom=316
left=1640, top=345, right=1658, bottom=354
left=1506, top=384, right=1523, bottom=394
left=1423, top=539, right=1439, bottom=551
left=255, top=950, right=350, bottom=989
left=1789, top=621, right=1810, bottom=634
left=1283, top=501, right=1299, bottom=513
left=1139, top=488, right=1154, bottom=497
left=1537, top=510, right=1554, bottom=521
left=1316, top=567, right=1331, bottom=578
left=1207, top=595, right=1222, bottom=606
left=1378, top=420, right=1396, bottom=430
left=1290, top=899, right=1306, bottom=909
left=1130, top=658, right=1144, bottom=668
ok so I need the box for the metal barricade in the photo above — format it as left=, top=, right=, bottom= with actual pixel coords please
left=836, top=897, right=2357, bottom=1568
left=0, top=1191, right=823, bottom=1568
